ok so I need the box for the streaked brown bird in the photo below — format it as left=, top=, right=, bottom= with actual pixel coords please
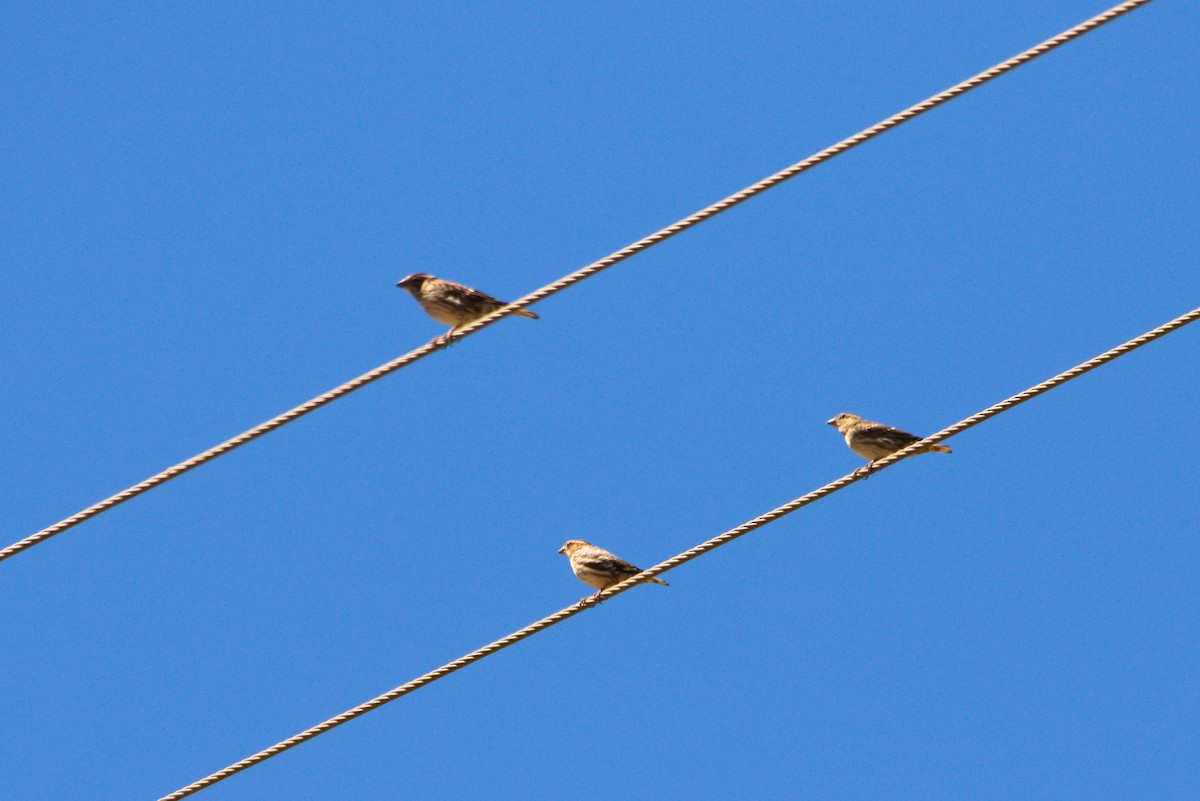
left=827, top=412, right=951, bottom=472
left=558, top=539, right=669, bottom=600
left=396, top=273, right=538, bottom=335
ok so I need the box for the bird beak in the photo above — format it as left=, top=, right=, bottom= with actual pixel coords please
left=557, top=546, right=566, bottom=555
left=826, top=418, right=837, bottom=426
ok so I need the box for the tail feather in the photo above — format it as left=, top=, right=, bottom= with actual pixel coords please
left=649, top=577, right=669, bottom=587
left=515, top=309, right=539, bottom=320
left=929, top=444, right=952, bottom=454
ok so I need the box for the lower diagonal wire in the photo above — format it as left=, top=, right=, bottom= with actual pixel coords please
left=1, top=0, right=1155, bottom=566
left=159, top=304, right=1200, bottom=801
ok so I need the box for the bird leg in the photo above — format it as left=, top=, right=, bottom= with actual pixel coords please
left=854, top=461, right=879, bottom=479
left=431, top=326, right=465, bottom=347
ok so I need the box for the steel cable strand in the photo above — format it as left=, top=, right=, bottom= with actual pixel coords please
left=1, top=0, right=1156, bottom=565
left=159, top=301, right=1198, bottom=800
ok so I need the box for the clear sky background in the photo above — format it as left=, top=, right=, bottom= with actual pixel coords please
left=2, top=2, right=1197, bottom=799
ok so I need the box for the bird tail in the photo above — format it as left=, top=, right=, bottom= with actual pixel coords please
left=514, top=309, right=539, bottom=320
left=929, top=444, right=952, bottom=454
left=648, top=577, right=669, bottom=587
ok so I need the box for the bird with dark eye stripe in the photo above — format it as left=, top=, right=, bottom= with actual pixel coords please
left=827, top=412, right=952, bottom=475
left=396, top=273, right=538, bottom=338
left=558, top=539, right=668, bottom=602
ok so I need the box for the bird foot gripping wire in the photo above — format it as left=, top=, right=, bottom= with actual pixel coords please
left=853, top=462, right=879, bottom=480
left=430, top=330, right=459, bottom=348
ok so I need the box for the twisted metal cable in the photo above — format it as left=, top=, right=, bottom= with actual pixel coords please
left=1, top=0, right=1155, bottom=566
left=160, top=303, right=1200, bottom=800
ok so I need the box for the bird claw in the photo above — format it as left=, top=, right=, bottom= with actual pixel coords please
left=431, top=326, right=467, bottom=348
left=854, top=462, right=878, bottom=479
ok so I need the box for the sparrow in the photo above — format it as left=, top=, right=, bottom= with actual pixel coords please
left=396, top=273, right=538, bottom=336
left=558, top=539, right=669, bottom=600
left=827, top=412, right=951, bottom=473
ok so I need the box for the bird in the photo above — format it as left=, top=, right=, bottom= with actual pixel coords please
left=827, top=412, right=951, bottom=473
left=558, top=539, right=668, bottom=601
left=396, top=273, right=538, bottom=337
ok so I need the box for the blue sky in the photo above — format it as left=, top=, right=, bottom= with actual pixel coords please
left=3, top=2, right=1197, bottom=799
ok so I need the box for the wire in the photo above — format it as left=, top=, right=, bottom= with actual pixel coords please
left=157, top=303, right=1200, bottom=800
left=0, top=0, right=1156, bottom=566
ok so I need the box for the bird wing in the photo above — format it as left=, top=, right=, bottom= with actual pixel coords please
left=446, top=284, right=506, bottom=310
left=420, top=279, right=498, bottom=315
left=860, top=424, right=921, bottom=448
left=577, top=553, right=641, bottom=577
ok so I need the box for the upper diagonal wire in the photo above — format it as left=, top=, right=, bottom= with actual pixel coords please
left=0, top=0, right=1156, bottom=565
left=160, top=303, right=1200, bottom=801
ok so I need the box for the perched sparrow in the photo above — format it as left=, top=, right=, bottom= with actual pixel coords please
left=558, top=539, right=668, bottom=600
left=827, top=412, right=951, bottom=472
left=396, top=273, right=538, bottom=335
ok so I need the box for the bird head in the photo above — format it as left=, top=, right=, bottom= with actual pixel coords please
left=558, top=539, right=589, bottom=556
left=396, top=273, right=433, bottom=295
left=827, top=412, right=862, bottom=432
